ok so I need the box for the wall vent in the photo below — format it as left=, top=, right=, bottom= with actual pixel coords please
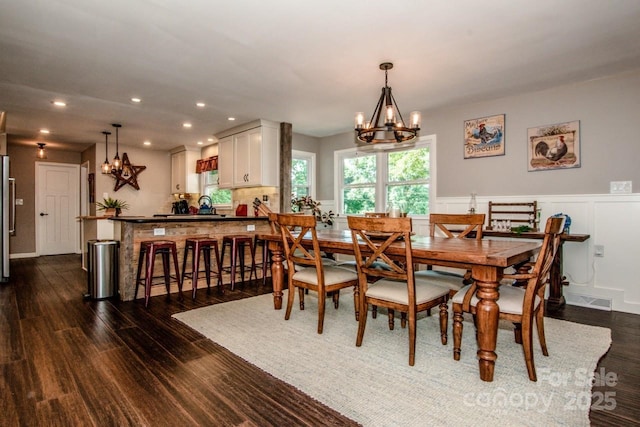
left=564, top=293, right=612, bottom=311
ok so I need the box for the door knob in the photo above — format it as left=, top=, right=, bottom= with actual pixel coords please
left=40, top=212, right=49, bottom=216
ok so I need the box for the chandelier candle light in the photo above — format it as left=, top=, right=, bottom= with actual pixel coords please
left=355, top=62, right=421, bottom=144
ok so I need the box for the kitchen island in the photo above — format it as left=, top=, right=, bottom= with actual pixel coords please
left=111, top=215, right=271, bottom=301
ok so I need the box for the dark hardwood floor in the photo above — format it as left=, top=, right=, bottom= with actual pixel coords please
left=1, top=255, right=639, bottom=426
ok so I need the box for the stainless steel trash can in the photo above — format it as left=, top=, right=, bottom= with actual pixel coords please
left=87, top=240, right=119, bottom=299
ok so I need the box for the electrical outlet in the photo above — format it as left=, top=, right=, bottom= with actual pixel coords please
left=15, top=198, right=23, bottom=205
left=610, top=181, right=632, bottom=194
left=247, top=224, right=255, bottom=231
left=154, top=228, right=165, bottom=236
left=594, top=244, right=604, bottom=257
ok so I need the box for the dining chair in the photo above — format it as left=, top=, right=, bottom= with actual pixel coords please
left=414, top=213, right=486, bottom=297
left=451, top=215, right=565, bottom=381
left=347, top=215, right=450, bottom=366
left=277, top=213, right=359, bottom=334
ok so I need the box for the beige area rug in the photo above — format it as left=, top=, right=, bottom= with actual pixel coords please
left=173, top=291, right=611, bottom=426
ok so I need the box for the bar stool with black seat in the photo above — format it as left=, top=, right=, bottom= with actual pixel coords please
left=181, top=237, right=223, bottom=299
left=220, top=235, right=257, bottom=290
left=134, top=240, right=183, bottom=307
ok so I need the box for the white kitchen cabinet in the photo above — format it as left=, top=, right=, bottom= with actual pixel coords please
left=170, top=146, right=200, bottom=194
left=216, top=120, right=279, bottom=189
left=217, top=136, right=233, bottom=189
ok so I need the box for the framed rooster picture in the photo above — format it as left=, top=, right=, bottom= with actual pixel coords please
left=527, top=120, right=580, bottom=171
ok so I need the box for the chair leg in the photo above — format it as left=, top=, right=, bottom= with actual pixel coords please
left=212, top=243, right=224, bottom=295
left=388, top=310, right=395, bottom=330
left=144, top=247, right=155, bottom=308
left=191, top=246, right=201, bottom=300
left=408, top=308, right=416, bottom=366
left=453, top=309, right=463, bottom=361
left=202, top=247, right=211, bottom=295
left=536, top=308, right=549, bottom=356
left=352, top=284, right=359, bottom=321
left=513, top=322, right=523, bottom=344
left=400, top=312, right=407, bottom=329
left=284, top=280, right=295, bottom=321
left=356, top=301, right=368, bottom=347
left=317, top=289, right=326, bottom=334
left=134, top=246, right=146, bottom=301
left=522, top=315, right=537, bottom=381
left=171, top=246, right=183, bottom=300
left=180, top=243, right=189, bottom=289
left=162, top=251, right=171, bottom=298
left=333, top=290, right=340, bottom=309
left=298, top=287, right=305, bottom=310
left=372, top=305, right=377, bottom=319
left=439, top=302, right=448, bottom=345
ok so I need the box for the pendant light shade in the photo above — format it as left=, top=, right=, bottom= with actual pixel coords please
left=111, top=123, right=122, bottom=172
left=101, top=131, right=112, bottom=174
left=36, top=143, right=47, bottom=159
left=355, top=62, right=421, bottom=145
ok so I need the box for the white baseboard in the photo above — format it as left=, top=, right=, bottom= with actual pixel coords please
left=10, top=252, right=38, bottom=259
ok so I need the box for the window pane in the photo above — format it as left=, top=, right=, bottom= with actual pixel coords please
left=343, top=187, right=375, bottom=214
left=292, top=186, right=309, bottom=198
left=387, top=184, right=429, bottom=215
left=388, top=147, right=429, bottom=182
left=291, top=158, right=308, bottom=186
left=343, top=154, right=376, bottom=185
left=203, top=171, right=232, bottom=205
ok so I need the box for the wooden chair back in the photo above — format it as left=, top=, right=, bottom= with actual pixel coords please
left=347, top=216, right=414, bottom=284
left=276, top=214, right=322, bottom=273
left=520, top=216, right=565, bottom=310
left=429, top=213, right=485, bottom=240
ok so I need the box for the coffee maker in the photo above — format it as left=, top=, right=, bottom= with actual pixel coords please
left=172, top=199, right=189, bottom=214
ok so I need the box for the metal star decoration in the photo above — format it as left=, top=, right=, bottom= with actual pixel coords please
left=111, top=152, right=146, bottom=191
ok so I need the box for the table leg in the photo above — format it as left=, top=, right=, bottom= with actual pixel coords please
left=269, top=242, right=284, bottom=310
left=547, top=241, right=567, bottom=310
left=472, top=265, right=501, bottom=382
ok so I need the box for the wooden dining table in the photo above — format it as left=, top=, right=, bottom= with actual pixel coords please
left=258, top=229, right=541, bottom=382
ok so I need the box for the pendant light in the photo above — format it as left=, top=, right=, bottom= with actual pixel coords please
left=111, top=123, right=122, bottom=172
left=355, top=62, right=421, bottom=145
left=36, top=143, right=47, bottom=159
left=101, top=131, right=112, bottom=174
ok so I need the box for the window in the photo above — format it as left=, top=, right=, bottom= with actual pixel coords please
left=201, top=170, right=232, bottom=206
left=336, top=137, right=434, bottom=216
left=291, top=150, right=316, bottom=199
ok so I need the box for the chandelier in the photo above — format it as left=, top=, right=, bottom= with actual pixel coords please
left=355, top=62, right=421, bottom=144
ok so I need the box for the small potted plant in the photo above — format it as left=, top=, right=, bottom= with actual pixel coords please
left=291, top=195, right=335, bottom=226
left=96, top=197, right=129, bottom=217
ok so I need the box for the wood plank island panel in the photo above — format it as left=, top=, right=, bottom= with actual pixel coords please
left=112, top=216, right=271, bottom=301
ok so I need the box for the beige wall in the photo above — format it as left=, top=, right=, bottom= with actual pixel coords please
left=316, top=70, right=640, bottom=199
left=7, top=145, right=81, bottom=254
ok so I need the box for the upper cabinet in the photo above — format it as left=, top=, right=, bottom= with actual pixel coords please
left=216, top=120, right=279, bottom=189
left=170, top=146, right=200, bottom=194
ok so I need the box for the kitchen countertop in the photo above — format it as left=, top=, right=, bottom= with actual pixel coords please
left=110, top=215, right=269, bottom=223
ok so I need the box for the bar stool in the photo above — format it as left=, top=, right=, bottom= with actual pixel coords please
left=220, top=235, right=256, bottom=290
left=181, top=237, right=223, bottom=299
left=134, top=240, right=183, bottom=307
left=252, top=235, right=270, bottom=285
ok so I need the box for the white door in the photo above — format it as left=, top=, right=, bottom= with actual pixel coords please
left=36, top=163, right=80, bottom=255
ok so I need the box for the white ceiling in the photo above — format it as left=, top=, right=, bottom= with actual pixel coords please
left=2, top=0, right=640, bottom=153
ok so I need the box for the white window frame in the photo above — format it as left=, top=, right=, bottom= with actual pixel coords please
left=292, top=149, right=316, bottom=199
left=201, top=169, right=232, bottom=207
left=333, top=134, right=436, bottom=217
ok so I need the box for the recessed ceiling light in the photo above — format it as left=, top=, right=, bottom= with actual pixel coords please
left=197, top=141, right=203, bottom=145
left=196, top=102, right=205, bottom=108
left=207, top=138, right=214, bottom=142
left=228, top=117, right=236, bottom=121
left=52, top=101, right=66, bottom=107
left=39, top=129, right=50, bottom=134
left=183, top=122, right=192, bottom=128
left=143, top=141, right=151, bottom=146
left=131, top=97, right=142, bottom=103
